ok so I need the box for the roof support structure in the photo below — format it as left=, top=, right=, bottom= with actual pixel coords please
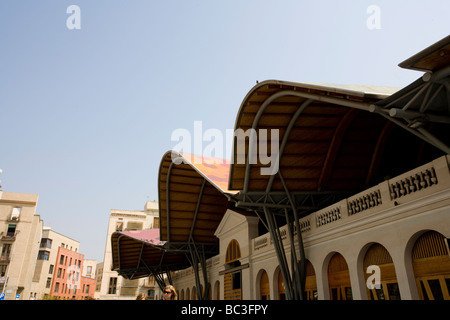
left=185, top=243, right=210, bottom=300
left=186, top=179, right=210, bottom=300
left=114, top=234, right=174, bottom=291
left=165, top=160, right=176, bottom=243
left=235, top=91, right=369, bottom=300
left=163, top=162, right=214, bottom=300
left=369, top=77, right=450, bottom=155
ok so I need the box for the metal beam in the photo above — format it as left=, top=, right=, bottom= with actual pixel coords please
left=389, top=107, right=450, bottom=124
left=189, top=179, right=206, bottom=242
left=265, top=99, right=314, bottom=193
left=371, top=108, right=450, bottom=154
left=264, top=206, right=293, bottom=300
left=165, top=160, right=177, bottom=243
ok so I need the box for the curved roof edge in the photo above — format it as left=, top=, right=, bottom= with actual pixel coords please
left=233, top=79, right=400, bottom=131
left=159, top=150, right=237, bottom=195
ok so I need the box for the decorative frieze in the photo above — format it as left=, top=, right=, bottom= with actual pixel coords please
left=299, top=219, right=311, bottom=233
left=316, top=207, right=341, bottom=227
left=390, top=167, right=438, bottom=200
left=348, top=190, right=382, bottom=215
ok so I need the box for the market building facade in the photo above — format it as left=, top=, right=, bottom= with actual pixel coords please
left=112, top=35, right=450, bottom=300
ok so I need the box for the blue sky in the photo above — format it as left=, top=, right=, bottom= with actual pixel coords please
left=0, top=1, right=449, bottom=262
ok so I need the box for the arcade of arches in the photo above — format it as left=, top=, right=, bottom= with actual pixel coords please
left=176, top=231, right=450, bottom=300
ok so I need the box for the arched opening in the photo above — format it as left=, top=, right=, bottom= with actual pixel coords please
left=412, top=230, right=450, bottom=300
left=214, top=280, right=220, bottom=300
left=186, top=287, right=190, bottom=300
left=305, top=260, right=318, bottom=300
left=224, top=239, right=242, bottom=300
left=259, top=270, right=270, bottom=300
left=363, top=243, right=400, bottom=300
left=225, top=239, right=241, bottom=263
left=207, top=283, right=212, bottom=300
left=328, top=252, right=352, bottom=300
left=180, top=289, right=184, bottom=300
left=277, top=270, right=285, bottom=300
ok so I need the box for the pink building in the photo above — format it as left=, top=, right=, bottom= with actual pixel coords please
left=50, top=246, right=95, bottom=299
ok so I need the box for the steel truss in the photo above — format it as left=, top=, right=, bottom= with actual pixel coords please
left=164, top=163, right=218, bottom=300
left=233, top=95, right=360, bottom=300
left=115, top=235, right=181, bottom=291
left=369, top=71, right=450, bottom=154
left=115, top=236, right=218, bottom=295
left=163, top=241, right=218, bottom=300
left=233, top=187, right=345, bottom=300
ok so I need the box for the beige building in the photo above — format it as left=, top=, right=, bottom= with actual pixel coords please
left=83, top=259, right=97, bottom=280
left=0, top=191, right=42, bottom=300
left=0, top=187, right=97, bottom=300
left=97, top=201, right=159, bottom=300
left=30, top=227, right=81, bottom=300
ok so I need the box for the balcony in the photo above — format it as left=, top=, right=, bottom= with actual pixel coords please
left=0, top=255, right=11, bottom=262
left=8, top=208, right=21, bottom=222
left=1, top=232, right=17, bottom=242
left=7, top=215, right=20, bottom=223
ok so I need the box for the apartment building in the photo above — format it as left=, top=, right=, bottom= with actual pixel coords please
left=30, top=227, right=96, bottom=300
left=30, top=227, right=79, bottom=299
left=97, top=200, right=159, bottom=300
left=0, top=191, right=42, bottom=300
left=49, top=246, right=95, bottom=299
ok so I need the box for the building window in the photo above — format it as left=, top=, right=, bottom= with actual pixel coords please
left=108, top=277, right=117, bottom=294
left=85, top=284, right=90, bottom=294
left=49, top=264, right=54, bottom=274
left=116, top=222, right=123, bottom=232
left=225, top=239, right=241, bottom=264
left=224, top=240, right=242, bottom=300
left=126, top=221, right=143, bottom=231
left=54, top=282, right=59, bottom=293
left=59, top=255, right=65, bottom=265
left=38, top=250, right=50, bottom=260
left=10, top=207, right=21, bottom=221
left=6, top=224, right=16, bottom=237
left=46, top=277, right=52, bottom=288
left=0, top=264, right=7, bottom=277
left=153, top=217, right=160, bottom=229
left=57, top=268, right=62, bottom=278
left=40, top=238, right=52, bottom=249
left=1, top=244, right=12, bottom=259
